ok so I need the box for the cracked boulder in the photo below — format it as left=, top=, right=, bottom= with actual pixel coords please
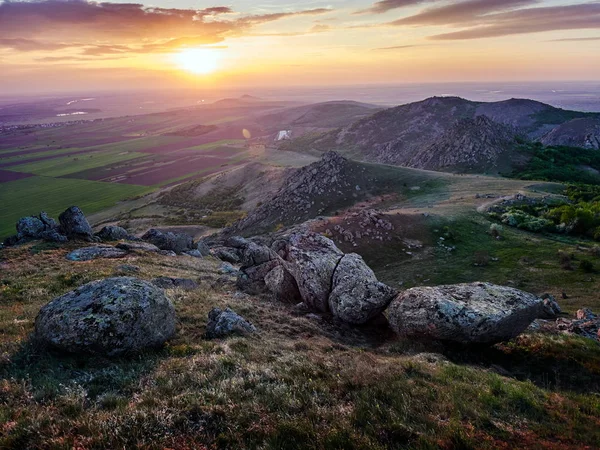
left=34, top=277, right=176, bottom=355
left=59, top=206, right=95, bottom=241
left=264, top=265, right=302, bottom=304
left=329, top=253, right=396, bottom=324
left=388, top=282, right=545, bottom=344
left=95, top=226, right=130, bottom=241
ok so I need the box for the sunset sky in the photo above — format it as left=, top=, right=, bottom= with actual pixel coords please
left=1, top=0, right=599, bottom=94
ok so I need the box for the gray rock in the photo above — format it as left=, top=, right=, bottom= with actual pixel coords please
left=34, top=277, right=176, bottom=355
left=39, top=229, right=68, bottom=243
left=540, top=293, right=562, bottom=319
left=96, top=226, right=129, bottom=241
left=59, top=206, right=95, bottom=241
left=219, top=263, right=239, bottom=276
left=241, top=242, right=277, bottom=267
left=264, top=265, right=302, bottom=304
left=184, top=250, right=203, bottom=258
left=211, top=247, right=241, bottom=264
left=142, top=229, right=194, bottom=254
left=388, top=282, right=544, bottom=344
left=205, top=307, right=256, bottom=339
left=116, top=241, right=160, bottom=253
left=282, top=232, right=344, bottom=312
left=152, top=277, right=199, bottom=290
left=114, top=264, right=140, bottom=274
left=159, top=250, right=177, bottom=257
left=237, top=260, right=280, bottom=295
left=196, top=240, right=211, bottom=257
left=16, top=216, right=45, bottom=238
left=10, top=212, right=66, bottom=245
left=329, top=253, right=396, bottom=325
left=225, top=236, right=250, bottom=249
left=66, top=246, right=128, bottom=261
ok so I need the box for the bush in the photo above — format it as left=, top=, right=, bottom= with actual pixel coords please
left=580, top=260, right=595, bottom=273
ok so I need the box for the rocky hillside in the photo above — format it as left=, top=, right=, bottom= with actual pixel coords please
left=407, top=116, right=522, bottom=173
left=291, top=96, right=598, bottom=172
left=540, top=117, right=600, bottom=149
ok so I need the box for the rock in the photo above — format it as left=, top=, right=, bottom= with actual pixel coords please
left=241, top=242, right=277, bottom=267
left=557, top=309, right=600, bottom=341
left=96, top=226, right=129, bottom=241
left=159, top=250, right=177, bottom=257
left=66, top=246, right=128, bottom=261
left=59, top=206, right=95, bottom=241
left=205, top=307, right=256, bottom=339
left=114, top=264, right=140, bottom=274
left=141, top=229, right=193, bottom=254
left=540, top=293, right=562, bottom=319
left=39, top=229, right=68, bottom=243
left=237, top=260, right=280, bottom=295
left=219, top=263, right=239, bottom=276
left=264, top=265, right=302, bottom=304
left=576, top=308, right=595, bottom=320
left=152, top=277, right=199, bottom=290
left=34, top=277, right=176, bottom=355
left=282, top=232, right=344, bottom=312
left=329, top=253, right=396, bottom=325
left=184, top=250, right=203, bottom=258
left=9, top=211, right=66, bottom=245
left=388, top=282, right=545, bottom=344
left=16, top=216, right=45, bottom=238
left=116, top=241, right=160, bottom=253
left=196, top=240, right=211, bottom=257
left=211, top=247, right=241, bottom=264
left=225, top=236, right=250, bottom=249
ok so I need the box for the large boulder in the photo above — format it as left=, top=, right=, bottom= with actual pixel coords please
left=329, top=253, right=396, bottom=325
left=388, top=283, right=545, bottom=344
left=96, top=226, right=130, bottom=242
left=141, top=229, right=194, bottom=254
left=237, top=259, right=280, bottom=295
left=34, top=277, right=176, bottom=355
left=211, top=247, right=242, bottom=264
left=116, top=241, right=160, bottom=253
left=59, top=206, right=94, bottom=241
left=16, top=216, right=45, bottom=238
left=281, top=232, right=344, bottom=312
left=205, top=307, right=256, bottom=339
left=7, top=211, right=67, bottom=245
left=264, top=265, right=302, bottom=304
left=241, top=242, right=277, bottom=267
left=196, top=240, right=211, bottom=257
left=66, top=246, right=128, bottom=261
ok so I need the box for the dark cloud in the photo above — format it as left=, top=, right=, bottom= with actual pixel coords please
left=428, top=3, right=600, bottom=40
left=355, top=0, right=437, bottom=15
left=0, top=1, right=332, bottom=57
left=391, top=0, right=538, bottom=26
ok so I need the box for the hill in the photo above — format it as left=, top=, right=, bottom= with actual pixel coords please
left=540, top=117, right=600, bottom=149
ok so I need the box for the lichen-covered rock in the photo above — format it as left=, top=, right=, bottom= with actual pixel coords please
left=540, top=293, right=562, bottom=319
left=282, top=232, right=344, bottom=312
left=196, top=240, right=211, bottom=257
left=66, top=246, right=128, bottom=261
left=184, top=250, right=203, bottom=258
left=329, top=253, right=396, bottom=324
left=152, top=277, right=199, bottom=290
left=96, top=226, right=130, bottom=241
left=264, top=265, right=302, bottom=304
left=16, top=216, right=45, bottom=238
left=59, top=206, right=94, bottom=241
left=116, top=241, right=160, bottom=253
left=141, top=229, right=193, bottom=254
left=114, top=264, right=140, bottom=275
left=211, top=247, right=241, bottom=264
left=8, top=211, right=66, bottom=245
left=241, top=242, right=277, bottom=267
left=205, top=307, right=256, bottom=339
left=388, top=282, right=544, bottom=344
left=34, top=277, right=176, bottom=355
left=225, top=236, right=250, bottom=249
left=39, top=229, right=68, bottom=243
left=237, top=260, right=280, bottom=295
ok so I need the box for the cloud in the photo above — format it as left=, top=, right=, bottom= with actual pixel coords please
left=427, top=3, right=600, bottom=40
left=391, top=0, right=538, bottom=26
left=0, top=1, right=332, bottom=58
left=549, top=36, right=600, bottom=42
left=355, top=0, right=437, bottom=15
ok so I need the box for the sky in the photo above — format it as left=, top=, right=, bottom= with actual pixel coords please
left=0, top=0, right=599, bottom=94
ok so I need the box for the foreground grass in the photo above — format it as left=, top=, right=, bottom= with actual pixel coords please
left=1, top=244, right=599, bottom=449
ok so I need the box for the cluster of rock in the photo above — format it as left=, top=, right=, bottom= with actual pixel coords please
left=530, top=306, right=600, bottom=342
left=323, top=209, right=395, bottom=246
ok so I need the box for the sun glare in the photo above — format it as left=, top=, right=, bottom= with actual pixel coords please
left=173, top=48, right=221, bottom=75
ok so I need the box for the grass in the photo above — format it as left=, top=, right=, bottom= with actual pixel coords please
left=0, top=176, right=152, bottom=239
left=8, top=150, right=147, bottom=177
left=184, top=140, right=246, bottom=152
left=0, top=147, right=86, bottom=164
left=0, top=244, right=599, bottom=449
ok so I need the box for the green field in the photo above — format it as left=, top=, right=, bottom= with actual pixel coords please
left=0, top=176, right=152, bottom=239
left=8, top=151, right=147, bottom=177
left=186, top=139, right=245, bottom=152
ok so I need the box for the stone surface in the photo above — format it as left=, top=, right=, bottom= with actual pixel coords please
left=241, top=242, right=277, bottom=267
left=66, top=246, right=128, bottom=261
left=264, top=265, right=302, bottom=304
left=388, top=282, right=544, bottom=344
left=211, top=247, right=241, bottom=264
left=152, top=277, right=199, bottom=290
left=142, top=229, right=194, bottom=254
left=184, top=250, right=203, bottom=258
left=237, top=260, right=280, bottom=295
left=281, top=232, right=344, bottom=312
left=329, top=253, right=396, bottom=324
left=116, top=242, right=160, bottom=253
left=34, top=277, right=176, bottom=355
left=196, top=240, right=211, bottom=257
left=540, top=293, right=562, bottom=319
left=59, top=206, right=95, bottom=241
left=96, top=226, right=129, bottom=241
left=205, top=307, right=256, bottom=339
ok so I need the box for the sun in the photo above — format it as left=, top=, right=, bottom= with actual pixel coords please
left=173, top=48, right=221, bottom=75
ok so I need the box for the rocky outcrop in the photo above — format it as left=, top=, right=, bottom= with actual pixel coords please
left=141, top=229, right=194, bottom=254
left=59, top=206, right=95, bottom=241
left=211, top=247, right=242, bottom=264
left=34, top=277, right=176, bottom=355
left=95, top=226, right=130, bottom=241
left=388, top=282, right=544, bottom=344
left=264, top=265, right=302, bottom=304
left=205, top=307, right=256, bottom=339
left=66, top=246, right=128, bottom=261
left=540, top=117, right=600, bottom=150
left=556, top=308, right=600, bottom=341
left=329, top=253, right=396, bottom=324
left=4, top=211, right=67, bottom=246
